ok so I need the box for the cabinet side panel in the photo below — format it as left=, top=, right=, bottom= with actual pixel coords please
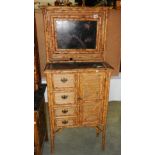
left=105, top=9, right=121, bottom=76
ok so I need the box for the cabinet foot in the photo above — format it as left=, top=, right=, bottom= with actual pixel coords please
left=102, top=126, right=106, bottom=149
left=50, top=135, right=55, bottom=154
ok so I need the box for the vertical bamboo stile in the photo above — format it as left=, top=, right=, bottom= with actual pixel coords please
left=46, top=74, right=55, bottom=153
left=102, top=71, right=111, bottom=149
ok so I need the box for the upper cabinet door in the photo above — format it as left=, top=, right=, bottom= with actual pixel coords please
left=79, top=72, right=105, bottom=101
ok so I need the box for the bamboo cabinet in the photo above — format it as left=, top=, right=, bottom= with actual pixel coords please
left=45, top=63, right=112, bottom=153
left=43, top=7, right=113, bottom=153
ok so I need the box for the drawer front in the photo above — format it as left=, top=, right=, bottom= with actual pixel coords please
left=55, top=118, right=77, bottom=127
left=54, top=92, right=75, bottom=104
left=53, top=74, right=75, bottom=88
left=54, top=107, right=77, bottom=117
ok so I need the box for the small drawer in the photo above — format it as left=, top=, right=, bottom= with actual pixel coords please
left=54, top=92, right=75, bottom=104
left=53, top=74, right=75, bottom=88
left=55, top=117, right=77, bottom=127
left=54, top=107, right=77, bottom=117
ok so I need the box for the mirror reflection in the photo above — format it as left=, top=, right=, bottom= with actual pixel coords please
left=56, top=20, right=97, bottom=49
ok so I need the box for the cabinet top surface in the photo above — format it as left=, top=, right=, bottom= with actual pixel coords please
left=44, top=61, right=113, bottom=73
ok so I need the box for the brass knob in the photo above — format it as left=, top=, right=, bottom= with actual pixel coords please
left=62, top=120, right=68, bottom=124
left=61, top=78, right=68, bottom=83
left=61, top=95, right=68, bottom=99
left=78, top=97, right=82, bottom=100
left=62, top=109, right=68, bottom=114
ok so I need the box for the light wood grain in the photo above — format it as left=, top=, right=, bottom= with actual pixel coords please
left=54, top=106, right=78, bottom=117
left=53, top=73, right=75, bottom=88
left=54, top=92, right=75, bottom=105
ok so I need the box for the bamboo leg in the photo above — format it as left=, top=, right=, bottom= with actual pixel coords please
left=50, top=123, right=55, bottom=154
left=102, top=125, right=106, bottom=150
left=51, top=135, right=55, bottom=154
left=50, top=114, right=55, bottom=154
left=44, top=102, right=48, bottom=141
left=96, top=126, right=99, bottom=137
left=36, top=145, right=41, bottom=155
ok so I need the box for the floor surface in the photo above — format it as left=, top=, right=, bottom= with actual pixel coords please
left=43, top=101, right=121, bottom=155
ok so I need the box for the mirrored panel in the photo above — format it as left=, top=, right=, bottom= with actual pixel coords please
left=56, top=20, right=97, bottom=49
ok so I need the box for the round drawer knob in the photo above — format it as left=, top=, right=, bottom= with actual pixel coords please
left=61, top=78, right=68, bottom=83
left=62, top=120, right=68, bottom=124
left=61, top=95, right=68, bottom=99
left=62, top=109, right=68, bottom=114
